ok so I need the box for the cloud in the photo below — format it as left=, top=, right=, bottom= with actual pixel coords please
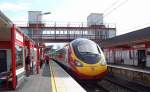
left=0, top=2, right=29, bottom=11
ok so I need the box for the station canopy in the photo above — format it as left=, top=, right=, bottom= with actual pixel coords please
left=101, top=27, right=150, bottom=48
left=0, top=11, right=12, bottom=41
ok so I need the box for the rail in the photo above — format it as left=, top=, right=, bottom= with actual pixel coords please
left=102, top=75, right=150, bottom=92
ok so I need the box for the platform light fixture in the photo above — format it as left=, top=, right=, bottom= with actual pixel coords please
left=42, top=12, right=51, bottom=15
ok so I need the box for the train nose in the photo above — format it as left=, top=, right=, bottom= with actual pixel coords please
left=76, top=65, right=107, bottom=77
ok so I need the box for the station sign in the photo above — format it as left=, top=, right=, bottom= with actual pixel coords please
left=16, top=31, right=23, bottom=42
left=15, top=31, right=23, bottom=46
left=133, top=44, right=145, bottom=49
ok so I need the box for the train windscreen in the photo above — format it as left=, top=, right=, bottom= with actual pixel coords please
left=77, top=41, right=99, bottom=54
left=72, top=39, right=101, bottom=64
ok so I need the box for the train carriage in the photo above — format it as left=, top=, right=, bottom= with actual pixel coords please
left=54, top=38, right=107, bottom=79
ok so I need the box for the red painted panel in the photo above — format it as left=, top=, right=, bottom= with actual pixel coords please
left=0, top=41, right=11, bottom=49
left=24, top=41, right=30, bottom=46
left=24, top=41, right=34, bottom=48
left=146, top=43, right=150, bottom=48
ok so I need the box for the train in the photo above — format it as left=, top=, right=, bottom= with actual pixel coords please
left=53, top=38, right=107, bottom=80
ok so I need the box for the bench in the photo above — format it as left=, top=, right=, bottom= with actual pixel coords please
left=0, top=72, right=12, bottom=89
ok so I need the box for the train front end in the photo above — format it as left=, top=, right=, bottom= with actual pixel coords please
left=70, top=38, right=107, bottom=79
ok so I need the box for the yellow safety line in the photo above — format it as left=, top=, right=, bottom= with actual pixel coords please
left=49, top=62, right=57, bottom=92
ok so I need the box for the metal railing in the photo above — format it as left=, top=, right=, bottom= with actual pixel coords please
left=15, top=21, right=116, bottom=28
left=15, top=21, right=116, bottom=42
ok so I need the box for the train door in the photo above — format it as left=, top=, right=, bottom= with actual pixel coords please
left=0, top=50, right=7, bottom=73
left=137, top=50, right=146, bottom=67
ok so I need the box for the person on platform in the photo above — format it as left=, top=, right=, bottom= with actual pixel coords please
left=45, top=55, right=50, bottom=65
left=40, top=56, right=44, bottom=68
left=25, top=55, right=31, bottom=76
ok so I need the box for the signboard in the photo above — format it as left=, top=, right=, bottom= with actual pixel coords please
left=133, top=44, right=145, bottom=49
left=16, top=32, right=23, bottom=42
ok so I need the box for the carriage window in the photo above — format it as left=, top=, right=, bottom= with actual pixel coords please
left=16, top=45, right=23, bottom=69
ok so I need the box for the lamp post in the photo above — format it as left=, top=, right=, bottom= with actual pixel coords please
left=36, top=12, right=51, bottom=74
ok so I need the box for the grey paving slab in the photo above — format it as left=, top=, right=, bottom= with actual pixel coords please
left=4, top=64, right=51, bottom=92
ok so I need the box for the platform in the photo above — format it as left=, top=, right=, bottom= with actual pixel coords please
left=5, top=64, right=51, bottom=92
left=49, top=60, right=86, bottom=92
left=4, top=60, right=85, bottom=92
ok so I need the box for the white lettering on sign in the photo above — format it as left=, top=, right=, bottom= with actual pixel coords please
left=16, top=32, right=23, bottom=42
left=133, top=44, right=145, bottom=48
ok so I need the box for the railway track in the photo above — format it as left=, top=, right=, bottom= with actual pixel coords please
left=76, top=79, right=109, bottom=92
left=52, top=59, right=150, bottom=92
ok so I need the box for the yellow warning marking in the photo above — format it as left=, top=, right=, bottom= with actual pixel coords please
left=49, top=62, right=57, bottom=92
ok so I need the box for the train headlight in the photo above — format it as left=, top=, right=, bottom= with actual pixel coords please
left=74, top=61, right=83, bottom=67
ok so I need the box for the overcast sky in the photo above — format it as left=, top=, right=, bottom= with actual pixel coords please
left=1, top=0, right=150, bottom=36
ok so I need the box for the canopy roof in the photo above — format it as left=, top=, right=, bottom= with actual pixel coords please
left=101, top=27, right=150, bottom=48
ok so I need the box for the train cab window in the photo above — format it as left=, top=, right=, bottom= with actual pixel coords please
left=72, top=39, right=102, bottom=64
left=16, top=45, right=23, bottom=69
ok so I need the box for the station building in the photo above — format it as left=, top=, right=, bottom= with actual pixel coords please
left=101, top=27, right=150, bottom=68
left=0, top=11, right=38, bottom=89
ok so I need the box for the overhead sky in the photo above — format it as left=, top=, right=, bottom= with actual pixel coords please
left=0, top=0, right=150, bottom=35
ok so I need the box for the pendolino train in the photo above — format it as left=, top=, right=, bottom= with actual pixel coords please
left=53, top=38, right=107, bottom=79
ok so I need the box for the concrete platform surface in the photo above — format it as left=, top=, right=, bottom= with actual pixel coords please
left=4, top=64, right=51, bottom=92
left=50, top=61, right=86, bottom=92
